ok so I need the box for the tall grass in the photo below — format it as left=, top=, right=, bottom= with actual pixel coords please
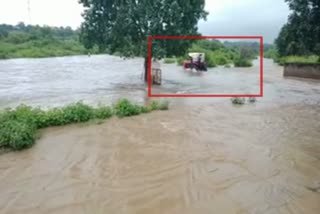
left=234, top=58, right=253, bottom=67
left=0, top=99, right=169, bottom=151
left=177, top=57, right=185, bottom=66
left=163, top=58, right=176, bottom=64
left=276, top=55, right=320, bottom=65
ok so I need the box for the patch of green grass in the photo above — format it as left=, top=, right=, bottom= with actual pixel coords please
left=0, top=99, right=170, bottom=151
left=277, top=55, right=320, bottom=65
left=164, top=58, right=176, bottom=64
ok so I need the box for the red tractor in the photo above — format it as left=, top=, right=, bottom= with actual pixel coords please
left=183, top=52, right=207, bottom=72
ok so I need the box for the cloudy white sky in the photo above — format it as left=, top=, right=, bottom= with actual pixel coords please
left=0, top=0, right=290, bottom=43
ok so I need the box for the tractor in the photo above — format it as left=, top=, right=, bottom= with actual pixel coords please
left=183, top=52, right=208, bottom=72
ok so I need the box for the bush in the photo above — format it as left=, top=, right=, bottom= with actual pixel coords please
left=231, top=97, right=245, bottom=105
left=0, top=120, right=36, bottom=150
left=248, top=97, right=257, bottom=103
left=0, top=99, right=169, bottom=151
left=177, top=57, right=185, bottom=66
left=140, top=106, right=152, bottom=113
left=93, top=106, right=113, bottom=119
left=114, top=99, right=142, bottom=118
left=234, top=58, right=253, bottom=67
left=62, top=102, right=94, bottom=123
left=205, top=52, right=217, bottom=68
left=164, top=58, right=176, bottom=64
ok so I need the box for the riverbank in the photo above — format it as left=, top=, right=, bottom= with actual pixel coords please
left=0, top=102, right=319, bottom=213
left=284, top=63, right=320, bottom=79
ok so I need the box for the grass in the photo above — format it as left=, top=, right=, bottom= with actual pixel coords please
left=276, top=55, right=320, bottom=65
left=0, top=99, right=169, bottom=151
left=0, top=39, right=98, bottom=59
left=163, top=58, right=176, bottom=64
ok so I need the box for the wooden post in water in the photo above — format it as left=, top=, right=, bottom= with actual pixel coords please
left=151, top=60, right=162, bottom=85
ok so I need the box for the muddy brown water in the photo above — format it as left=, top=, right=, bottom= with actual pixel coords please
left=0, top=56, right=320, bottom=214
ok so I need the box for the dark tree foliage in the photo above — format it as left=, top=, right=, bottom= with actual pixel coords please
left=79, top=0, right=208, bottom=81
left=276, top=0, right=320, bottom=57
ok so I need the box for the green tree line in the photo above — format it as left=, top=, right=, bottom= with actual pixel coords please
left=0, top=22, right=97, bottom=59
left=267, top=0, right=320, bottom=64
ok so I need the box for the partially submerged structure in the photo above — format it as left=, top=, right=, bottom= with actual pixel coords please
left=151, top=60, right=162, bottom=85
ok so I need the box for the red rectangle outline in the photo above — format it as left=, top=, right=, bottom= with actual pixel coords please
left=147, top=36, right=264, bottom=98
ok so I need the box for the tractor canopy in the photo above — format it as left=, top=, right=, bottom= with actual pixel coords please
left=188, top=52, right=205, bottom=63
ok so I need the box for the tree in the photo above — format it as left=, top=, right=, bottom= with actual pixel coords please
left=276, top=0, right=320, bottom=57
left=79, top=0, right=208, bottom=81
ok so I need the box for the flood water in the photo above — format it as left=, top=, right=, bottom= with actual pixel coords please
left=0, top=55, right=320, bottom=214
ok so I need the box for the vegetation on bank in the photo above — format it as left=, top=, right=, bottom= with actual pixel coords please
left=264, top=44, right=320, bottom=65
left=0, top=23, right=97, bottom=59
left=0, top=99, right=169, bottom=151
left=275, top=55, right=320, bottom=65
left=264, top=0, right=320, bottom=65
left=231, top=97, right=256, bottom=105
left=164, top=40, right=258, bottom=68
left=163, top=58, right=176, bottom=64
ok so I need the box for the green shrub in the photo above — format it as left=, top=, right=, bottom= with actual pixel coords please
left=234, top=58, right=253, bottom=67
left=0, top=99, right=170, bottom=151
left=177, top=57, right=185, bottom=66
left=0, top=120, right=36, bottom=150
left=62, top=102, right=94, bottom=123
left=140, top=106, right=152, bottom=113
left=39, top=108, right=66, bottom=127
left=93, top=106, right=113, bottom=119
left=248, top=97, right=257, bottom=103
left=114, top=99, right=142, bottom=118
left=164, top=58, right=176, bottom=64
left=214, top=55, right=229, bottom=65
left=231, top=97, right=245, bottom=105
left=205, top=52, right=217, bottom=68
left=1, top=105, right=43, bottom=128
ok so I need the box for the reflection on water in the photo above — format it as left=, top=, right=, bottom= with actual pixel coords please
left=0, top=55, right=319, bottom=214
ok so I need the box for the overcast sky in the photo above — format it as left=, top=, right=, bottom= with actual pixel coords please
left=0, top=0, right=290, bottom=43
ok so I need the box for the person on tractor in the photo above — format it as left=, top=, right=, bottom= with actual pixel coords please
left=189, top=56, right=194, bottom=69
left=197, top=54, right=202, bottom=64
